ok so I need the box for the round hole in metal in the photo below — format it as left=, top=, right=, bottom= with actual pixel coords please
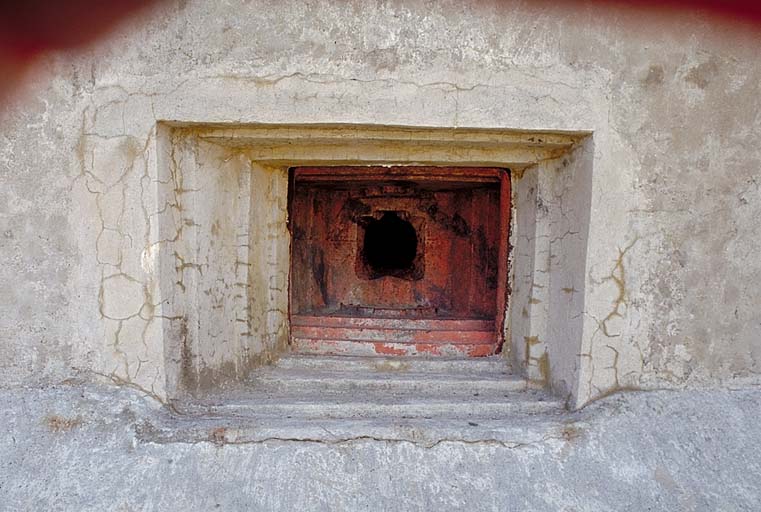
left=363, top=211, right=418, bottom=276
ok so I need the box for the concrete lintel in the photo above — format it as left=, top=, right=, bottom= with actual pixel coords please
left=165, top=122, right=587, bottom=168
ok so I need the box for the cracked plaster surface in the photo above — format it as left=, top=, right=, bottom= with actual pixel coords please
left=1, top=0, right=761, bottom=405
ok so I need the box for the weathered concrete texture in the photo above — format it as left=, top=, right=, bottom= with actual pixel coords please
left=1, top=383, right=759, bottom=511
left=2, top=0, right=761, bottom=404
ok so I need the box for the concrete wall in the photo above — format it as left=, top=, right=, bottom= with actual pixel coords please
left=2, top=0, right=760, bottom=406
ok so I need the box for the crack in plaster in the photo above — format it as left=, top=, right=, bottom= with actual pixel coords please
left=73, top=103, right=169, bottom=395
left=581, top=238, right=643, bottom=402
left=198, top=70, right=583, bottom=95
left=141, top=426, right=577, bottom=451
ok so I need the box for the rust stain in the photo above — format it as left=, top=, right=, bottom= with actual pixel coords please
left=45, top=415, right=83, bottom=432
left=466, top=344, right=497, bottom=357
left=373, top=343, right=407, bottom=356
left=560, top=423, right=583, bottom=451
left=524, top=335, right=540, bottom=363
left=414, top=343, right=442, bottom=355
left=538, top=352, right=550, bottom=385
left=209, top=427, right=227, bottom=445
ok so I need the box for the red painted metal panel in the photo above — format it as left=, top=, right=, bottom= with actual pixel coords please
left=291, top=326, right=494, bottom=344
left=289, top=166, right=510, bottom=357
left=291, top=338, right=498, bottom=357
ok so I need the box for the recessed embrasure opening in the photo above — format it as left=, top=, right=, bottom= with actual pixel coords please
left=363, top=211, right=418, bottom=278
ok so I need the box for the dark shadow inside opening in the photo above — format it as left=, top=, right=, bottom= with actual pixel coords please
left=363, top=211, right=418, bottom=276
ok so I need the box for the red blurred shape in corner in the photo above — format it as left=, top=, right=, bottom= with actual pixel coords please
left=596, top=0, right=761, bottom=22
left=0, top=0, right=159, bottom=59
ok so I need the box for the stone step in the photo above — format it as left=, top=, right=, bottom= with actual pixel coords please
left=176, top=390, right=560, bottom=419
left=274, top=354, right=511, bottom=374
left=173, top=355, right=559, bottom=424
left=250, top=369, right=525, bottom=395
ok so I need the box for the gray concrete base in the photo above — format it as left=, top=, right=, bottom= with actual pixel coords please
left=1, top=382, right=760, bottom=511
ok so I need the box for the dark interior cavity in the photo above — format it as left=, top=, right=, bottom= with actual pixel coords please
left=363, top=211, right=418, bottom=276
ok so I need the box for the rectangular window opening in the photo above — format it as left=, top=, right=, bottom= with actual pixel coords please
left=288, top=166, right=511, bottom=358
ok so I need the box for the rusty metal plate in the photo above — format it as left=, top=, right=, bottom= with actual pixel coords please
left=289, top=166, right=510, bottom=357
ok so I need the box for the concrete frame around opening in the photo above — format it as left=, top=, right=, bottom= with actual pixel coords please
left=155, top=123, right=593, bottom=404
